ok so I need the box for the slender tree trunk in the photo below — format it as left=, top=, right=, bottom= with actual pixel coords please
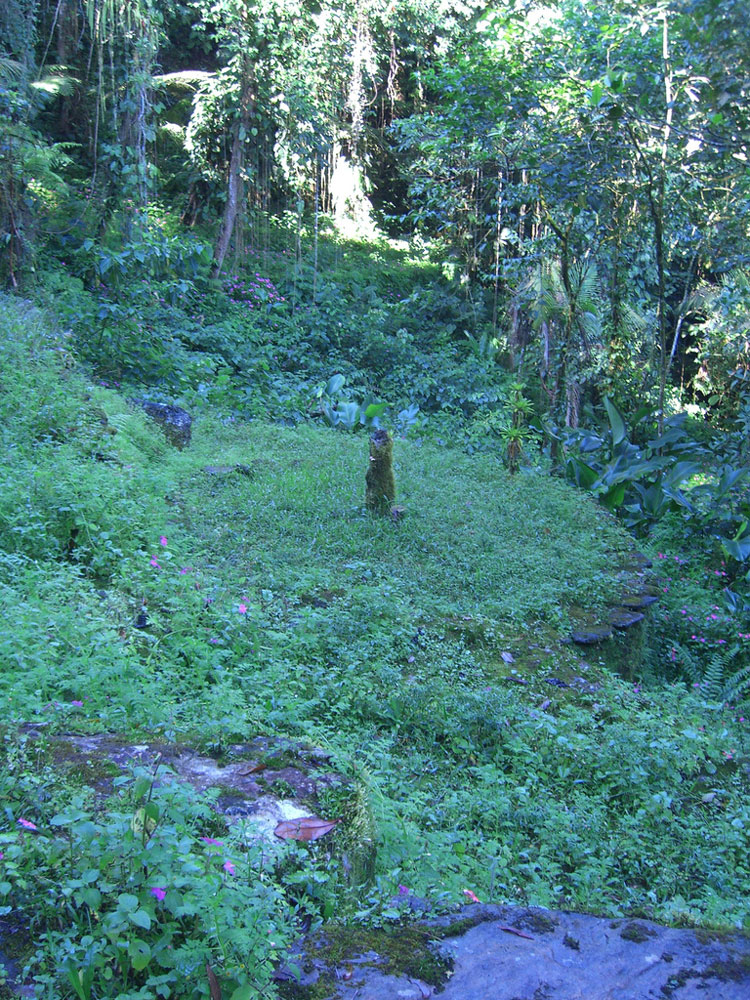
left=213, top=61, right=254, bottom=275
left=654, top=13, right=674, bottom=435
left=546, top=210, right=577, bottom=426
left=213, top=125, right=245, bottom=273
left=492, top=166, right=503, bottom=336
left=312, top=153, right=320, bottom=302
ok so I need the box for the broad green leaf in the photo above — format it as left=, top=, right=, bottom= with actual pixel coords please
left=578, top=432, right=604, bottom=453
left=718, top=466, right=748, bottom=495
left=78, top=886, right=102, bottom=909
left=325, top=374, right=345, bottom=396
left=229, top=987, right=256, bottom=1000
left=65, top=961, right=89, bottom=1000
left=364, top=402, right=386, bottom=420
left=128, top=938, right=152, bottom=972
left=599, top=483, right=626, bottom=510
left=143, top=801, right=160, bottom=824
left=129, top=909, right=152, bottom=930
left=604, top=397, right=627, bottom=445
left=722, top=537, right=750, bottom=562
left=567, top=458, right=598, bottom=489
left=663, top=462, right=701, bottom=487
left=133, top=776, right=152, bottom=800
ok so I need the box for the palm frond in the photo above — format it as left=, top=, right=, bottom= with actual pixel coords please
left=154, top=70, right=215, bottom=94
left=31, top=66, right=78, bottom=98
left=0, top=58, right=25, bottom=83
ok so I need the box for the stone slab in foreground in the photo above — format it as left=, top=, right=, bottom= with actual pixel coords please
left=300, top=905, right=750, bottom=1000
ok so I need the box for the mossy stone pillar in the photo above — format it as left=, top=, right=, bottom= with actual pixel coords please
left=365, top=429, right=396, bottom=514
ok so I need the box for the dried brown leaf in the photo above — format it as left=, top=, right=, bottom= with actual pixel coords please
left=206, top=962, right=222, bottom=1000
left=238, top=762, right=267, bottom=776
left=274, top=816, right=339, bottom=842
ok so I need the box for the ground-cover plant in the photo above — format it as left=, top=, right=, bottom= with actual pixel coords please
left=0, top=764, right=297, bottom=999
left=2, top=292, right=750, bottom=1000
left=643, top=535, right=750, bottom=704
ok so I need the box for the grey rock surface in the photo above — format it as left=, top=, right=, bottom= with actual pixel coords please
left=45, top=732, right=344, bottom=844
left=132, top=399, right=192, bottom=448
left=309, top=906, right=750, bottom=1000
left=570, top=625, right=613, bottom=645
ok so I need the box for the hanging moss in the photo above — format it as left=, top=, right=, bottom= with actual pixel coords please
left=365, top=429, right=396, bottom=514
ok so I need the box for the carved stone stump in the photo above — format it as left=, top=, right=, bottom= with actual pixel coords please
left=365, top=429, right=396, bottom=514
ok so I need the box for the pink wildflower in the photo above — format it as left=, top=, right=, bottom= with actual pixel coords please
left=150, top=556, right=161, bottom=568
left=18, top=818, right=37, bottom=830
left=159, top=536, right=168, bottom=547
left=463, top=889, right=481, bottom=903
left=71, top=700, right=83, bottom=707
left=238, top=603, right=248, bottom=614
left=150, top=887, right=166, bottom=901
left=223, top=860, right=236, bottom=875
left=201, top=837, right=224, bottom=846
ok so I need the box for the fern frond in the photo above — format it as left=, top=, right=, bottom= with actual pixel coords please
left=722, top=659, right=750, bottom=707
left=702, top=650, right=728, bottom=702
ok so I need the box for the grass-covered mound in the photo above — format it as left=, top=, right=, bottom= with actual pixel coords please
left=1, top=296, right=748, bottom=999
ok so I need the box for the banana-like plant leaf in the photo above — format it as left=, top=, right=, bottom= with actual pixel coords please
left=325, top=374, right=345, bottom=397
left=661, top=485, right=695, bottom=512
left=663, top=461, right=702, bottom=487
left=722, top=537, right=750, bottom=562
left=604, top=397, right=628, bottom=445
left=722, top=520, right=750, bottom=562
left=717, top=466, right=748, bottom=496
left=567, top=457, right=599, bottom=489
left=578, top=432, right=604, bottom=452
left=598, top=482, right=626, bottom=510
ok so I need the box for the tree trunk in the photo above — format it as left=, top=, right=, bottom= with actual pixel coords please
left=213, top=62, right=254, bottom=275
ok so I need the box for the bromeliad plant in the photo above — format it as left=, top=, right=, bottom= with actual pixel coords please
left=501, top=382, right=535, bottom=474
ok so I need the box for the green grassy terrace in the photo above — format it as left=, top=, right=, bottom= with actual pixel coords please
left=0, top=296, right=748, bottom=998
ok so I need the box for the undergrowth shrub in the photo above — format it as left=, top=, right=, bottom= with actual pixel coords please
left=0, top=765, right=295, bottom=1000
left=0, top=296, right=84, bottom=448
left=645, top=548, right=750, bottom=705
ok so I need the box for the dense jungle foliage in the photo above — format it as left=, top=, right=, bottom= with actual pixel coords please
left=1, top=1, right=750, bottom=998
